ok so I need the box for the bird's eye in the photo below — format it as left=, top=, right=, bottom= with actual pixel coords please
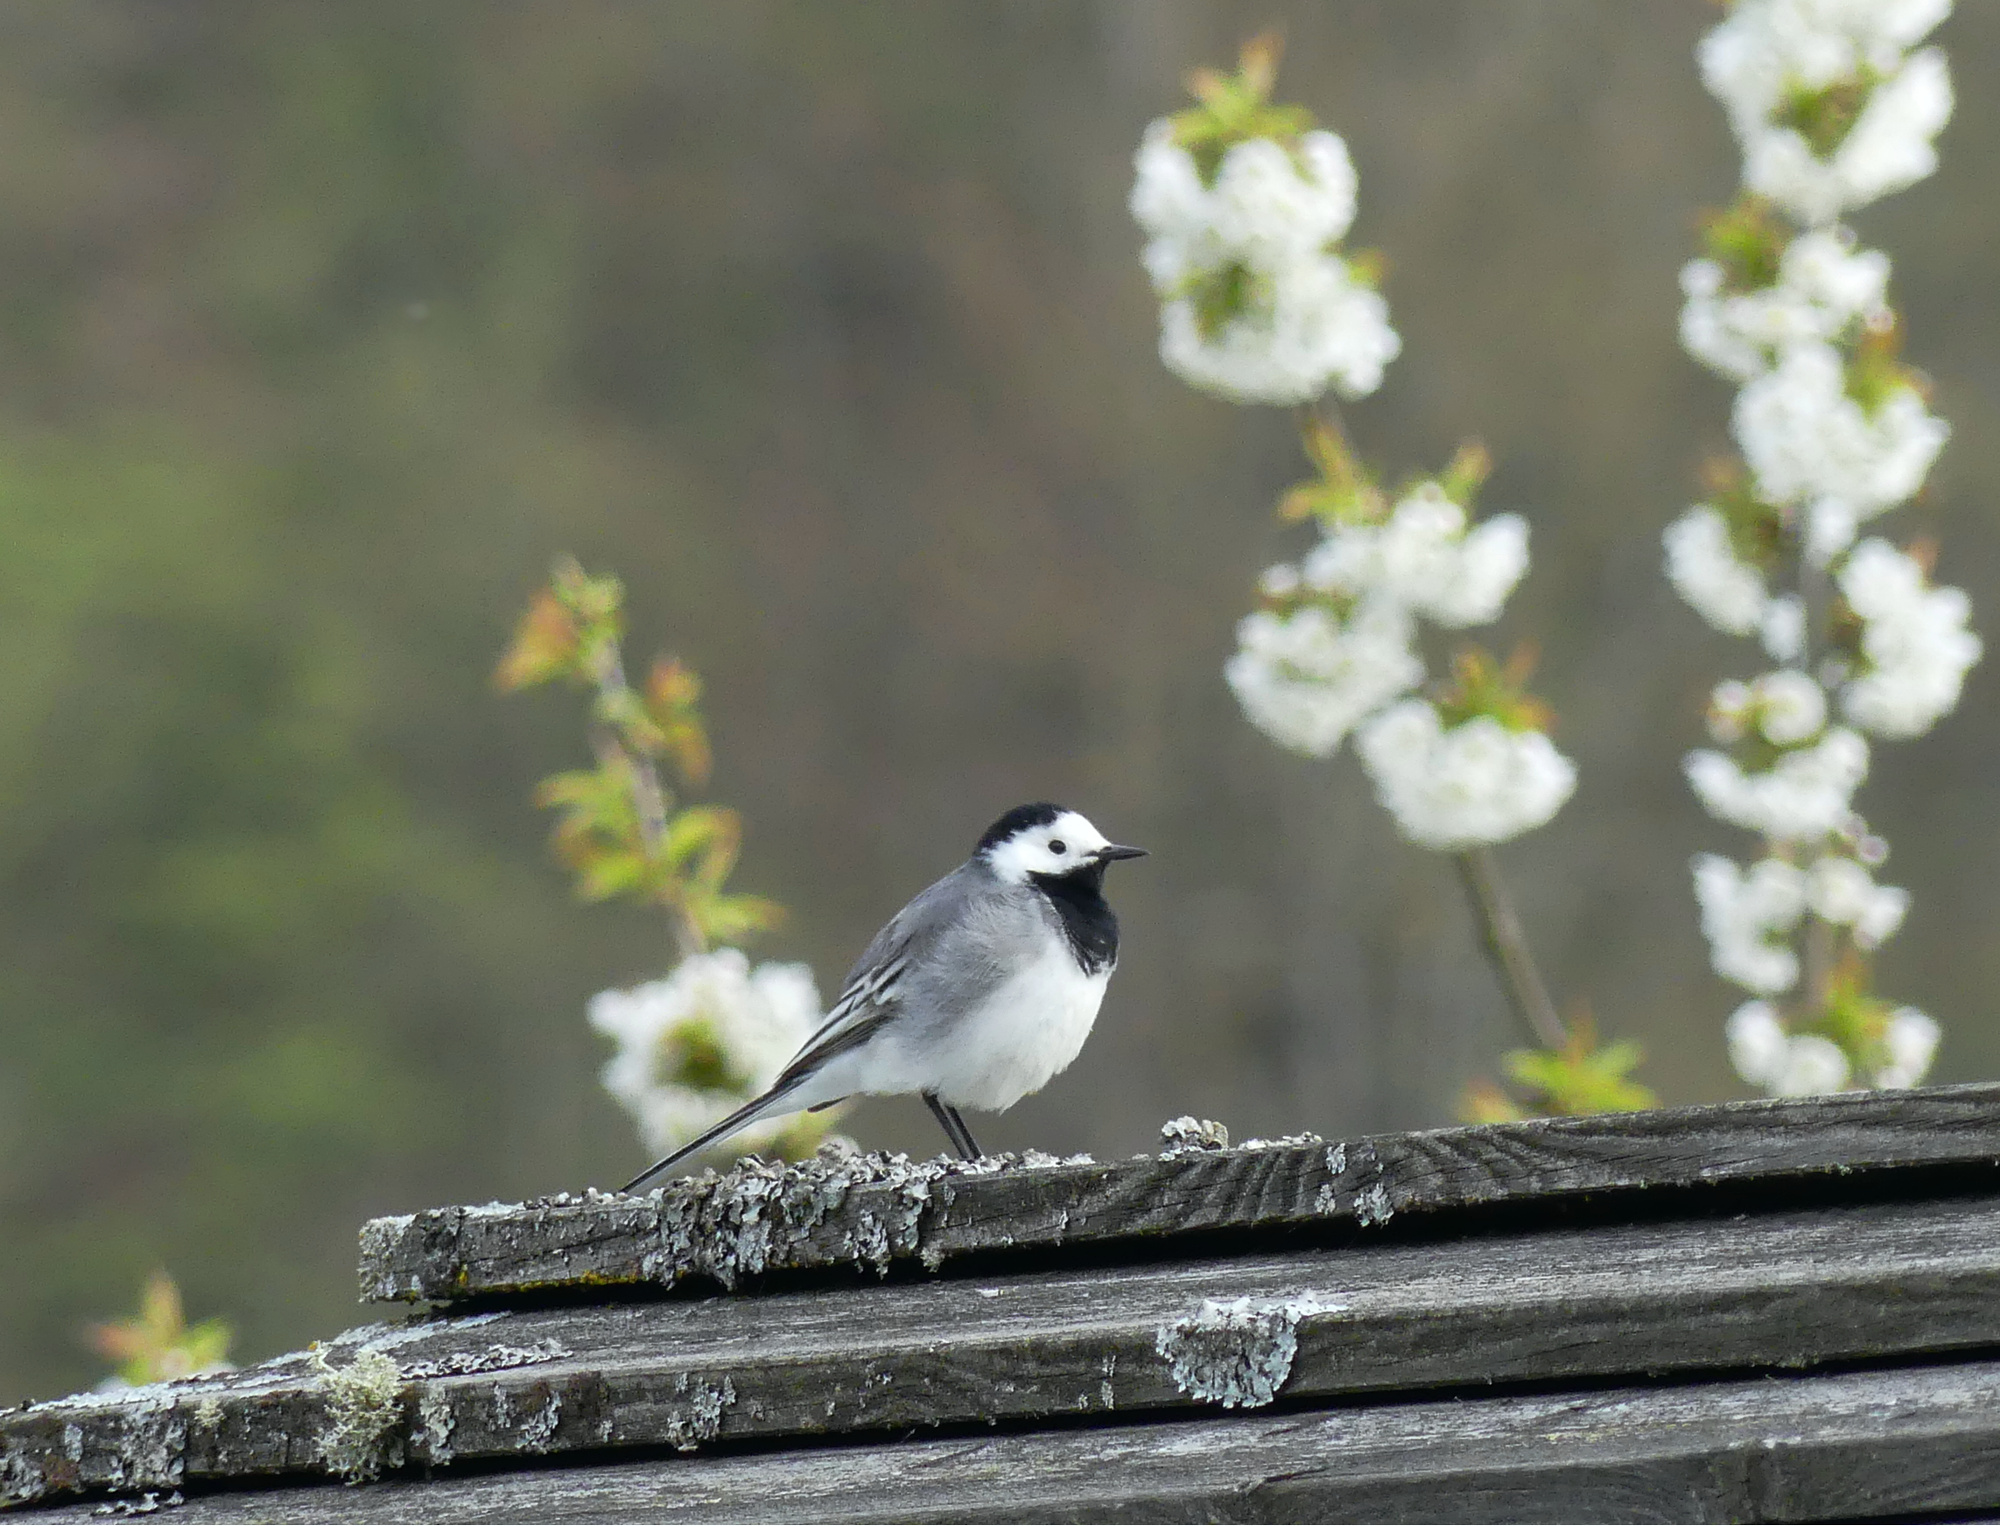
left=1049, top=840, right=1067, bottom=855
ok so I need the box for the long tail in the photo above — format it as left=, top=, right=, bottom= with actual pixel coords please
left=618, top=1080, right=808, bottom=1194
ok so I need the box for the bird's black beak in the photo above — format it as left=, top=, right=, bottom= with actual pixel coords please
left=1096, top=844, right=1148, bottom=862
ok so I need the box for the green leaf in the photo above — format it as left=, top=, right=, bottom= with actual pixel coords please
left=687, top=890, right=786, bottom=946
left=1502, top=1031, right=1656, bottom=1117
left=1700, top=456, right=1787, bottom=572
left=1797, top=951, right=1893, bottom=1077
left=1457, top=1077, right=1528, bottom=1124
left=661, top=805, right=740, bottom=882
left=1170, top=33, right=1317, bottom=183
left=575, top=846, right=650, bottom=902
left=1700, top=194, right=1790, bottom=292
left=1277, top=415, right=1388, bottom=528
left=1775, top=72, right=1875, bottom=159
left=1433, top=645, right=1556, bottom=734
left=89, top=1272, right=234, bottom=1387
left=493, top=587, right=581, bottom=691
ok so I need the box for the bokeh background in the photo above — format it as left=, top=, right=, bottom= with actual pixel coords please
left=4, top=0, right=1997, bottom=1403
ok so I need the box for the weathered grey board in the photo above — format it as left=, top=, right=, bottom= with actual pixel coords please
left=357, top=1084, right=2000, bottom=1304
left=12, top=1192, right=2000, bottom=1508
left=27, top=1357, right=2000, bottom=1523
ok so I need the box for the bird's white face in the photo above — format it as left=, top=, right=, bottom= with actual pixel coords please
left=983, top=810, right=1114, bottom=885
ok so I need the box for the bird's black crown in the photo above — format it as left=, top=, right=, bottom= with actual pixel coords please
left=975, top=801, right=1066, bottom=853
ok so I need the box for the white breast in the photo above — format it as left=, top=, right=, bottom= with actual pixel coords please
left=929, top=942, right=1111, bottom=1113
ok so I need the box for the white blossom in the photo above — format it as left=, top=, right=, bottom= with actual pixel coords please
left=1778, top=1033, right=1853, bottom=1094
left=1726, top=1000, right=1853, bottom=1095
left=1133, top=122, right=1400, bottom=404
left=1225, top=602, right=1422, bottom=758
left=1707, top=679, right=1755, bottom=744
left=1700, top=0, right=1951, bottom=129
left=589, top=949, right=824, bottom=1159
left=1664, top=505, right=1771, bottom=636
left=1760, top=593, right=1807, bottom=662
left=1679, top=230, right=1890, bottom=382
left=1775, top=1034, right=1852, bottom=1095
left=1156, top=256, right=1399, bottom=404
left=1301, top=487, right=1528, bottom=627
left=1257, top=562, right=1301, bottom=600
left=1699, top=0, right=1953, bottom=223
left=1836, top=537, right=1982, bottom=738
left=1874, top=1005, right=1940, bottom=1087
left=1356, top=700, right=1576, bottom=851
left=1207, top=134, right=1358, bottom=262
left=1805, top=854, right=1909, bottom=948
left=1726, top=999, right=1791, bottom=1085
left=1692, top=853, right=1808, bottom=993
left=1736, top=51, right=1953, bottom=224
left=1732, top=341, right=1947, bottom=562
left=1707, top=670, right=1824, bottom=746
left=1684, top=725, right=1868, bottom=841
left=1129, top=120, right=1209, bottom=252
left=1762, top=668, right=1827, bottom=744
left=1132, top=125, right=1357, bottom=267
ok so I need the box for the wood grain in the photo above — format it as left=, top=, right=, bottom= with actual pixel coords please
left=25, top=1356, right=2000, bottom=1522
left=12, top=1189, right=2000, bottom=1507
left=356, top=1084, right=2000, bottom=1304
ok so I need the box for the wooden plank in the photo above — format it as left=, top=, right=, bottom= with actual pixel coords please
left=356, top=1084, right=2000, bottom=1304
left=11, top=1191, right=2000, bottom=1507
left=25, top=1357, right=2000, bottom=1522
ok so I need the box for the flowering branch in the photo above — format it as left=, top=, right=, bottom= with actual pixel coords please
left=1132, top=37, right=1647, bottom=1122
left=499, top=557, right=838, bottom=1165
left=1668, top=0, right=1972, bottom=1097
left=497, top=556, right=779, bottom=955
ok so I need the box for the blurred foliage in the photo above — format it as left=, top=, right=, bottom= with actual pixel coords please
left=1804, top=952, right=1897, bottom=1073
left=1433, top=645, right=1556, bottom=735
left=0, top=1, right=1993, bottom=1409
left=1170, top=32, right=1314, bottom=182
left=1701, top=194, right=1790, bottom=293
left=1701, top=456, right=1788, bottom=572
left=498, top=558, right=780, bottom=952
left=1459, top=1013, right=1658, bottom=1122
left=1276, top=416, right=1488, bottom=532
left=1277, top=415, right=1388, bottom=527
left=88, top=1272, right=233, bottom=1387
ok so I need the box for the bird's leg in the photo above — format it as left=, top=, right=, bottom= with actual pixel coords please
left=944, top=1104, right=982, bottom=1160
left=923, top=1091, right=980, bottom=1161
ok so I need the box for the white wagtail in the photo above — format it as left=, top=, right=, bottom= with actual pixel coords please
left=620, top=803, right=1146, bottom=1191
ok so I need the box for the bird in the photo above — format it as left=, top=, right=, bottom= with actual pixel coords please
left=620, top=802, right=1146, bottom=1192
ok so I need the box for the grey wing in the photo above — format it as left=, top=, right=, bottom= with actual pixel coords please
left=776, top=864, right=991, bottom=1086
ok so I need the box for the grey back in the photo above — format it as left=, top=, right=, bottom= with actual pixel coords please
left=780, top=858, right=1052, bottom=1081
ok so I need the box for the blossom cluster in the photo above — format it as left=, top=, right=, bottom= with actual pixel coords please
left=1225, top=459, right=1573, bottom=851
left=1668, top=0, right=1970, bottom=1097
left=1355, top=700, right=1575, bottom=854
left=1130, top=62, right=1398, bottom=403
left=1699, top=0, right=1954, bottom=225
left=1141, top=48, right=1575, bottom=858
left=589, top=948, right=826, bottom=1159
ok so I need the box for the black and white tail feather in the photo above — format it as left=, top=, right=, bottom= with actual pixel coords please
left=619, top=803, right=1144, bottom=1193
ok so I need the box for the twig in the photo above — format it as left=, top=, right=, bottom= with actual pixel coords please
left=587, top=639, right=705, bottom=960
left=1454, top=845, right=1569, bottom=1051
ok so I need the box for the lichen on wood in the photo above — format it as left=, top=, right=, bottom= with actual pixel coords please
left=1155, top=1295, right=1338, bottom=1408
left=308, top=1349, right=403, bottom=1485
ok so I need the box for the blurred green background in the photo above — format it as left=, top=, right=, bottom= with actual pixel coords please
left=3, top=1, right=1996, bottom=1403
